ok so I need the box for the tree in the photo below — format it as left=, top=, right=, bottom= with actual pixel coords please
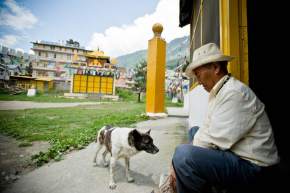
left=132, top=60, right=147, bottom=102
left=26, top=62, right=33, bottom=76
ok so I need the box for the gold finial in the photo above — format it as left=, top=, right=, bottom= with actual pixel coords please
left=152, top=23, right=163, bottom=37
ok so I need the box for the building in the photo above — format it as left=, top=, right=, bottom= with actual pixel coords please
left=71, top=50, right=117, bottom=95
left=0, top=45, right=36, bottom=92
left=31, top=39, right=91, bottom=82
left=0, top=45, right=35, bottom=79
left=86, top=50, right=111, bottom=68
left=114, top=67, right=139, bottom=89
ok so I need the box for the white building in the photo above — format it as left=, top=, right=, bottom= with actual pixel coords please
left=31, top=39, right=92, bottom=81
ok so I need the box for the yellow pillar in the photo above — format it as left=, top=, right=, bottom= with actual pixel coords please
left=146, top=23, right=167, bottom=117
left=219, top=0, right=249, bottom=84
left=238, top=0, right=249, bottom=85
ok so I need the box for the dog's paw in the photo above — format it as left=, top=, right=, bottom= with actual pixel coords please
left=103, top=162, right=109, bottom=167
left=93, top=161, right=99, bottom=167
left=109, top=182, right=117, bottom=189
left=127, top=177, right=135, bottom=183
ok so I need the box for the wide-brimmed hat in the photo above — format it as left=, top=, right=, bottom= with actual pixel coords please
left=185, top=43, right=234, bottom=78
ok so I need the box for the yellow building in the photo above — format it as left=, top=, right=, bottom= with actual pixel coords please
left=72, top=50, right=116, bottom=95
left=86, top=50, right=111, bottom=68
left=9, top=75, right=53, bottom=93
left=72, top=74, right=113, bottom=95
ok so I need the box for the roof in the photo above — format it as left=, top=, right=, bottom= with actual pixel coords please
left=31, top=41, right=92, bottom=52
left=10, top=75, right=36, bottom=79
left=86, top=51, right=110, bottom=60
left=179, top=0, right=193, bottom=27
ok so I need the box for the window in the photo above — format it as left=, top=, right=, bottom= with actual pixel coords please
left=54, top=53, right=57, bottom=58
left=190, top=0, right=220, bottom=52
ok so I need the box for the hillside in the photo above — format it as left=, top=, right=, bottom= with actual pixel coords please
left=116, top=36, right=189, bottom=70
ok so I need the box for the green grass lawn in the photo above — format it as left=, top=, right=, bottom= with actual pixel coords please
left=0, top=102, right=148, bottom=165
left=0, top=89, right=183, bottom=165
left=165, top=97, right=184, bottom=107
left=0, top=92, right=101, bottom=103
left=0, top=91, right=183, bottom=106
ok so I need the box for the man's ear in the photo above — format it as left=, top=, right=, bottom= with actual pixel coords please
left=213, top=62, right=221, bottom=74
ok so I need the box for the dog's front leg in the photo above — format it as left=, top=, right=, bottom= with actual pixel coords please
left=125, top=157, right=134, bottom=182
left=109, top=156, right=117, bottom=189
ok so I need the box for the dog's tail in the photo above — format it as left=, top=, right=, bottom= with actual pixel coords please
left=95, top=125, right=113, bottom=142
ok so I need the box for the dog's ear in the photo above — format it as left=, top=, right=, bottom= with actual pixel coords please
left=129, top=129, right=141, bottom=147
left=132, top=129, right=141, bottom=139
left=145, top=129, right=151, bottom=135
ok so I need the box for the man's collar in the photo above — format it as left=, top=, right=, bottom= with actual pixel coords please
left=209, top=74, right=231, bottom=98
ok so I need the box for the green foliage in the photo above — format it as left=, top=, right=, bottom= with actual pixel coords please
left=116, top=88, right=137, bottom=101
left=165, top=96, right=184, bottom=107
left=132, top=60, right=147, bottom=93
left=132, top=60, right=147, bottom=103
left=0, top=102, right=148, bottom=166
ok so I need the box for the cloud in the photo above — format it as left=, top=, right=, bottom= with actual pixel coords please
left=15, top=48, right=24, bottom=53
left=87, top=0, right=189, bottom=57
left=0, top=0, right=38, bottom=30
left=29, top=50, right=35, bottom=55
left=0, top=35, right=17, bottom=47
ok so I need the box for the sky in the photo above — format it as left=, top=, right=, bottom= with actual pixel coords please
left=0, top=0, right=189, bottom=57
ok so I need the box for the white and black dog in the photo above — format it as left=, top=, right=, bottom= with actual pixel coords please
left=93, top=125, right=159, bottom=189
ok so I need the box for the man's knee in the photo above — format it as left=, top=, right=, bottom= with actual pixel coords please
left=173, top=145, right=212, bottom=168
left=172, top=145, right=208, bottom=192
left=188, top=126, right=199, bottom=143
left=172, top=144, right=195, bottom=168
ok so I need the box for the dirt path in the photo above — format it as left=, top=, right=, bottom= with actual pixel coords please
left=0, top=101, right=103, bottom=190
left=0, top=101, right=102, bottom=110
left=0, top=135, right=50, bottom=191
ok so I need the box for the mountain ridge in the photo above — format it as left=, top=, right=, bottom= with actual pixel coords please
left=116, top=36, right=189, bottom=70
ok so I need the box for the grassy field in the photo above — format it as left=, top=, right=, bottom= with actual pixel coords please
left=0, top=88, right=183, bottom=165
left=0, top=92, right=101, bottom=102
left=0, top=90, right=183, bottom=107
left=0, top=102, right=148, bottom=165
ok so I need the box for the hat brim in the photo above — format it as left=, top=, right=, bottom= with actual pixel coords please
left=185, top=54, right=234, bottom=78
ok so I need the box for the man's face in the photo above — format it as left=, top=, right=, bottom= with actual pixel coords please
left=193, top=63, right=216, bottom=92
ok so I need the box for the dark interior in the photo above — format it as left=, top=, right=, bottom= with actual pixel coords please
left=247, top=0, right=289, bottom=190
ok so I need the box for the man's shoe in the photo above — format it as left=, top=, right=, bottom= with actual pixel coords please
left=158, top=173, right=175, bottom=193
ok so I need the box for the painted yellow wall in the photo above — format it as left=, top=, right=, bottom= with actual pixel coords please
left=219, top=0, right=249, bottom=84
left=73, top=74, right=113, bottom=95
left=36, top=81, right=44, bottom=92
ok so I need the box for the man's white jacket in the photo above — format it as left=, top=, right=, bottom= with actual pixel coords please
left=193, top=75, right=280, bottom=166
